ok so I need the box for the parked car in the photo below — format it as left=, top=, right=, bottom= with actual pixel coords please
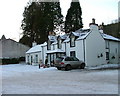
left=54, top=56, right=85, bottom=71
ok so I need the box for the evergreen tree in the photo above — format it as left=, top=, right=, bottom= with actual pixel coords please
left=65, top=0, right=83, bottom=33
left=20, top=1, right=63, bottom=47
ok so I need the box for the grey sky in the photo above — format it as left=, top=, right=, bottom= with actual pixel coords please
left=0, top=0, right=119, bottom=41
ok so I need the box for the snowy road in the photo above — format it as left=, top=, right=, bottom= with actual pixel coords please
left=1, top=64, right=119, bottom=94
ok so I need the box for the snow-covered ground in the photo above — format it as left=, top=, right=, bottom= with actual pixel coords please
left=0, top=63, right=119, bottom=94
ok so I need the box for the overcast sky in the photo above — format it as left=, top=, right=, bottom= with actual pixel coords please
left=0, top=0, right=119, bottom=41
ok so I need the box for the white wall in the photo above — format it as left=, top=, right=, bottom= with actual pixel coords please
left=108, top=41, right=119, bottom=64
left=42, top=45, right=47, bottom=64
left=26, top=52, right=41, bottom=66
left=75, top=40, right=84, bottom=61
left=85, top=25, right=106, bottom=67
left=65, top=42, right=70, bottom=56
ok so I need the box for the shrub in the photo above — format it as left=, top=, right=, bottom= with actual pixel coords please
left=1, top=58, right=19, bottom=65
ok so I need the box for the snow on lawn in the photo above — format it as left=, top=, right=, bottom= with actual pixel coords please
left=87, top=64, right=120, bottom=70
left=1, top=63, right=119, bottom=94
left=1, top=64, right=56, bottom=77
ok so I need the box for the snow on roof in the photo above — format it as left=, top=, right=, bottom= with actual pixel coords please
left=59, top=34, right=67, bottom=39
left=101, top=33, right=120, bottom=41
left=26, top=45, right=42, bottom=54
left=41, top=42, right=47, bottom=46
left=46, top=49, right=65, bottom=54
left=76, top=32, right=91, bottom=40
left=76, top=30, right=120, bottom=41
left=72, top=32, right=80, bottom=37
left=48, top=35, right=57, bottom=42
left=63, top=36, right=70, bottom=42
left=70, top=29, right=91, bottom=41
left=26, top=42, right=47, bottom=54
left=52, top=41, right=57, bottom=45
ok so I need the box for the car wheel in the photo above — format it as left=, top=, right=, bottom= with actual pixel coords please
left=80, top=63, right=85, bottom=69
left=57, top=67, right=61, bottom=70
left=65, top=65, right=72, bottom=71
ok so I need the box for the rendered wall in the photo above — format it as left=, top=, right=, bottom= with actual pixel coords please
left=70, top=40, right=84, bottom=62
left=85, top=25, right=106, bottom=67
left=1, top=39, right=30, bottom=59
left=108, top=41, right=119, bottom=64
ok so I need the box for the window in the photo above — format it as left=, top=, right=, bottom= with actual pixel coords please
left=58, top=39, right=62, bottom=49
left=106, top=52, right=109, bottom=60
left=31, top=56, right=33, bottom=64
left=70, top=36, right=75, bottom=47
left=53, top=45, right=55, bottom=50
left=35, top=55, right=38, bottom=63
left=27, top=56, right=29, bottom=63
left=70, top=51, right=76, bottom=57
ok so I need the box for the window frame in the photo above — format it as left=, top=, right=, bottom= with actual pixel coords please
left=58, top=38, right=62, bottom=49
left=70, top=51, right=76, bottom=57
left=106, top=52, right=109, bottom=60
left=70, top=35, right=75, bottom=47
left=35, top=54, right=38, bottom=63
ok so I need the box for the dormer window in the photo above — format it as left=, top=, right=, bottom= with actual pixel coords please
left=70, top=35, right=75, bottom=47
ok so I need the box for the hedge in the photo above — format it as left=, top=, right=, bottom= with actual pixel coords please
left=1, top=57, right=25, bottom=65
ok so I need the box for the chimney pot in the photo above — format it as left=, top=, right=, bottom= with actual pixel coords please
left=92, top=18, right=95, bottom=24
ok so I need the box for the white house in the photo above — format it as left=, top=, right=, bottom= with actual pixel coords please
left=103, top=34, right=120, bottom=64
left=46, top=19, right=120, bottom=67
left=26, top=42, right=47, bottom=65
left=26, top=19, right=120, bottom=67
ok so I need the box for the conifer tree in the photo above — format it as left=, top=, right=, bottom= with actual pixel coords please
left=65, top=0, right=83, bottom=33
left=20, top=1, right=63, bottom=47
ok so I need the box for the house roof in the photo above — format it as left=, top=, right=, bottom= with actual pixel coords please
left=41, top=42, right=47, bottom=47
left=71, top=29, right=120, bottom=42
left=72, top=32, right=80, bottom=37
left=59, top=34, right=68, bottom=40
left=76, top=32, right=91, bottom=40
left=63, top=29, right=91, bottom=41
left=52, top=41, right=57, bottom=45
left=26, top=45, right=42, bottom=54
left=48, top=35, right=57, bottom=42
left=63, top=36, right=70, bottom=42
left=46, top=49, right=65, bottom=54
left=101, top=33, right=120, bottom=41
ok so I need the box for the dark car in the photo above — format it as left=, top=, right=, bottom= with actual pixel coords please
left=54, top=56, right=85, bottom=71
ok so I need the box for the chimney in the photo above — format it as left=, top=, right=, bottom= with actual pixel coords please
left=32, top=41, right=37, bottom=47
left=1, top=35, right=6, bottom=40
left=99, top=22, right=104, bottom=33
left=92, top=18, right=95, bottom=24
left=89, top=18, right=98, bottom=30
left=49, top=32, right=56, bottom=36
